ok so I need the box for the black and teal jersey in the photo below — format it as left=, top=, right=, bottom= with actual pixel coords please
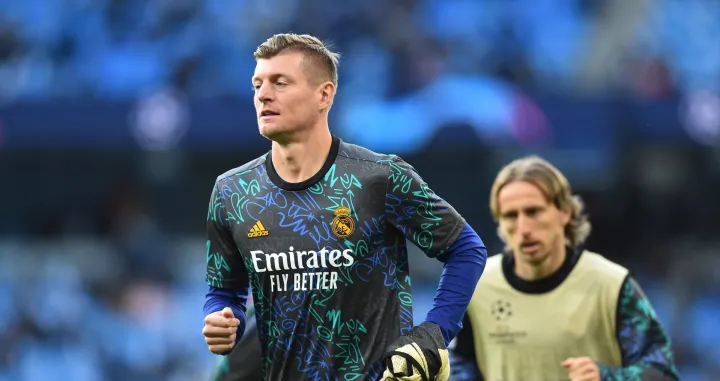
left=205, top=136, right=465, bottom=381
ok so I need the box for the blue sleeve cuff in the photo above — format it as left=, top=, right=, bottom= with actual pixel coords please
left=204, top=285, right=250, bottom=354
left=426, top=222, right=487, bottom=345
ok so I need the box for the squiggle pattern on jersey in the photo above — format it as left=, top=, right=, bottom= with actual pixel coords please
left=215, top=163, right=386, bottom=381
left=383, top=157, right=446, bottom=253
left=208, top=152, right=460, bottom=380
left=206, top=240, right=230, bottom=288
left=598, top=278, right=680, bottom=380
left=381, top=156, right=451, bottom=335
left=207, top=188, right=233, bottom=288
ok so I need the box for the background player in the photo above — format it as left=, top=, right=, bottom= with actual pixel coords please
left=201, top=33, right=487, bottom=380
left=450, top=156, right=679, bottom=381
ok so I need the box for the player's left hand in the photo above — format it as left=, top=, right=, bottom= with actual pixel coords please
left=561, top=357, right=600, bottom=381
left=380, top=322, right=450, bottom=381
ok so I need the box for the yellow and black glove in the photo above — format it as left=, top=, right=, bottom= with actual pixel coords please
left=381, top=322, right=450, bottom=381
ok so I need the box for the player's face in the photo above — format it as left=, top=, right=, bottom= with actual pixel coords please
left=497, top=181, right=571, bottom=265
left=252, top=51, right=325, bottom=139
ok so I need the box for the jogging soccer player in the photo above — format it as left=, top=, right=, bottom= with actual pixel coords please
left=449, top=156, right=680, bottom=381
left=201, top=33, right=487, bottom=381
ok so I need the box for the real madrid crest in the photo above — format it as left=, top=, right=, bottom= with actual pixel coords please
left=331, top=206, right=355, bottom=238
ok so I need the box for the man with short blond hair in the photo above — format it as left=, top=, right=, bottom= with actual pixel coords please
left=201, top=33, right=487, bottom=380
left=450, top=155, right=679, bottom=381
left=253, top=33, right=340, bottom=86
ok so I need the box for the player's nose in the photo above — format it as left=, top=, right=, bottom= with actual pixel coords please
left=256, top=83, right=274, bottom=103
left=516, top=215, right=530, bottom=232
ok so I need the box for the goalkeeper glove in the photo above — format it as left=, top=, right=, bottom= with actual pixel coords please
left=381, top=322, right=450, bottom=381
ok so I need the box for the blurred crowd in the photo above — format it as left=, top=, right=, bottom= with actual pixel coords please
left=1, top=0, right=720, bottom=380
left=0, top=0, right=718, bottom=102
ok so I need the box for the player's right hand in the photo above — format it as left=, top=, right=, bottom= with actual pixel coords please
left=203, top=307, right=241, bottom=355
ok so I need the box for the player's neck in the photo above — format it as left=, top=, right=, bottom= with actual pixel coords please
left=514, top=244, right=567, bottom=281
left=270, top=127, right=333, bottom=183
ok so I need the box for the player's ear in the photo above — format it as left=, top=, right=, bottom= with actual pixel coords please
left=318, top=81, right=335, bottom=111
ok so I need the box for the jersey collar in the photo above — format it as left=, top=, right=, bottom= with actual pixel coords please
left=265, top=135, right=341, bottom=191
left=502, top=246, right=583, bottom=294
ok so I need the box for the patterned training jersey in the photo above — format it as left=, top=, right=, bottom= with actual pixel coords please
left=205, top=136, right=465, bottom=381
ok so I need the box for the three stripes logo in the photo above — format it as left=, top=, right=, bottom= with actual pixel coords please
left=248, top=221, right=269, bottom=238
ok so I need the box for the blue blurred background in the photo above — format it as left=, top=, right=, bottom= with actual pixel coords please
left=0, top=0, right=719, bottom=380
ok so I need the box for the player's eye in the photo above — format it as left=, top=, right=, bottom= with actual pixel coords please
left=524, top=207, right=542, bottom=217
left=501, top=212, right=518, bottom=221
left=276, top=81, right=287, bottom=87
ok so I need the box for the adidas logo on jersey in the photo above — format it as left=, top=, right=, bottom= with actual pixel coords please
left=248, top=221, right=269, bottom=238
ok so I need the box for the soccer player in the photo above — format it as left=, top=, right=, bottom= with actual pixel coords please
left=449, top=156, right=680, bottom=381
left=201, top=33, right=488, bottom=380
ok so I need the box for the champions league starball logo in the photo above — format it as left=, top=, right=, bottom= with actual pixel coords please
left=489, top=299, right=526, bottom=344
left=491, top=300, right=513, bottom=322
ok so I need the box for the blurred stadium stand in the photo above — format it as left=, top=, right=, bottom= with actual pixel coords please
left=0, top=0, right=719, bottom=380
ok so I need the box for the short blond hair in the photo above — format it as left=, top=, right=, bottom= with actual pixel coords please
left=489, top=155, right=591, bottom=248
left=254, top=33, right=340, bottom=86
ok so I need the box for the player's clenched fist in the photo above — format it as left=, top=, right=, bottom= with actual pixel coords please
left=203, top=307, right=241, bottom=355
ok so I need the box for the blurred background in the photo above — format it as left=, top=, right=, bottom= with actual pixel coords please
left=0, top=0, right=719, bottom=380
